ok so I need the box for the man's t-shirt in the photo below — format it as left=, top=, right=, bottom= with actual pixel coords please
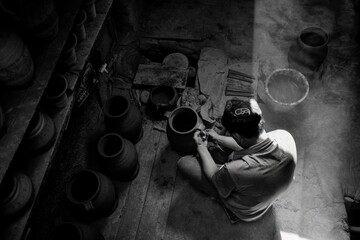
left=212, top=129, right=297, bottom=222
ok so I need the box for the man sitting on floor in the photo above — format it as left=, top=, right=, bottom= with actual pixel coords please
left=177, top=98, right=297, bottom=223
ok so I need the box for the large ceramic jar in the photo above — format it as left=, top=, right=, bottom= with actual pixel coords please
left=288, top=26, right=329, bottom=74
left=0, top=30, right=34, bottom=88
left=51, top=222, right=104, bottom=240
left=66, top=169, right=118, bottom=217
left=103, top=95, right=143, bottom=144
left=97, top=133, right=139, bottom=181
left=23, top=111, right=56, bottom=155
left=0, top=170, right=34, bottom=220
left=166, top=106, right=204, bottom=155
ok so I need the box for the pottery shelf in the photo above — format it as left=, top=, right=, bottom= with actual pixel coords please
left=0, top=0, right=114, bottom=239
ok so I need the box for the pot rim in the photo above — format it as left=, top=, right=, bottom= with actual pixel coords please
left=97, top=133, right=124, bottom=158
left=265, top=68, right=309, bottom=107
left=46, top=74, right=68, bottom=100
left=168, top=106, right=200, bottom=134
left=298, top=26, right=329, bottom=49
left=75, top=10, right=87, bottom=26
left=150, top=85, right=178, bottom=107
left=103, top=95, right=130, bottom=118
left=65, top=169, right=101, bottom=204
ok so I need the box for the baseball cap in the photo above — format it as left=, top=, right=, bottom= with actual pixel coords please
left=221, top=98, right=262, bottom=137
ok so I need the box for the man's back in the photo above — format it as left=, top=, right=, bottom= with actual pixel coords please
left=212, top=129, right=297, bottom=222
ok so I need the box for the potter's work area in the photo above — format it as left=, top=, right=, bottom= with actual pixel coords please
left=20, top=0, right=360, bottom=240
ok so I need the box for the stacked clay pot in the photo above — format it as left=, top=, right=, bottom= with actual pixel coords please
left=0, top=30, right=34, bottom=88
left=0, top=170, right=34, bottom=220
left=97, top=133, right=139, bottom=181
left=103, top=95, right=143, bottom=144
left=65, top=169, right=118, bottom=217
left=23, top=111, right=56, bottom=155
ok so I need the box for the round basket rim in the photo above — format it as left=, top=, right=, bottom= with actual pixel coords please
left=265, top=68, right=309, bottom=107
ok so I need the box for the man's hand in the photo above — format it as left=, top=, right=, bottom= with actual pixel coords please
left=193, top=130, right=208, bottom=148
left=205, top=129, right=220, bottom=141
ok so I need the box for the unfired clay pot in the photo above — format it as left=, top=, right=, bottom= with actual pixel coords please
left=0, top=170, right=34, bottom=220
left=97, top=133, right=139, bottom=181
left=166, top=106, right=204, bottom=155
left=65, top=169, right=118, bottom=217
left=103, top=95, right=143, bottom=144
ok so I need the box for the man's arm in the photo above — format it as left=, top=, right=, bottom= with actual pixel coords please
left=193, top=131, right=219, bottom=180
left=206, top=129, right=243, bottom=151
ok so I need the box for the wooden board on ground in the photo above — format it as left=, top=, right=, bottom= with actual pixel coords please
left=133, top=64, right=189, bottom=89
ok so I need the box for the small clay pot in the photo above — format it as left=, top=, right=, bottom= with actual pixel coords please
left=166, top=106, right=204, bottom=155
left=45, top=74, right=68, bottom=111
left=61, top=33, right=78, bottom=71
left=83, top=0, right=96, bottom=22
left=65, top=169, right=118, bottom=217
left=0, top=170, right=34, bottom=220
left=23, top=111, right=56, bottom=155
left=149, top=85, right=178, bottom=118
left=103, top=95, right=143, bottom=144
left=288, top=26, right=329, bottom=77
left=97, top=133, right=139, bottom=181
left=51, top=222, right=104, bottom=240
left=73, top=10, right=87, bottom=43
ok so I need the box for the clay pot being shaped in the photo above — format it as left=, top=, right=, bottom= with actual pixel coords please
left=166, top=106, right=204, bottom=155
left=65, top=169, right=118, bottom=217
left=83, top=0, right=96, bottom=22
left=73, top=10, right=87, bottom=43
left=149, top=85, right=178, bottom=118
left=97, top=133, right=139, bottom=181
left=0, top=30, right=34, bottom=88
left=51, top=222, right=104, bottom=240
left=0, top=170, right=34, bottom=220
left=45, top=74, right=68, bottom=112
left=288, top=26, right=329, bottom=76
left=23, top=111, right=56, bottom=155
left=103, top=95, right=143, bottom=144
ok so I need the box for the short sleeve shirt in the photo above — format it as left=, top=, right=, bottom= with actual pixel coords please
left=212, top=130, right=297, bottom=222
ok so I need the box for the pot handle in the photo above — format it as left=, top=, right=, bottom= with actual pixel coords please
left=83, top=201, right=96, bottom=214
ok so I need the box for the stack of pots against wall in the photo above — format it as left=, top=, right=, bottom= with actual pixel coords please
left=97, top=95, right=143, bottom=182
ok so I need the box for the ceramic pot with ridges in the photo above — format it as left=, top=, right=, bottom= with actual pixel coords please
left=23, top=111, right=56, bottom=155
left=0, top=30, right=34, bottom=88
left=83, top=0, right=96, bottom=22
left=97, top=133, right=139, bottom=181
left=65, top=169, right=118, bottom=217
left=73, top=10, right=87, bottom=43
left=103, top=95, right=143, bottom=144
left=0, top=170, right=34, bottom=220
left=45, top=73, right=68, bottom=111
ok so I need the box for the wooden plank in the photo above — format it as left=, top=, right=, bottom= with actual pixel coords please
left=0, top=0, right=82, bottom=184
left=115, top=119, right=162, bottom=240
left=133, top=64, right=188, bottom=90
left=136, top=132, right=179, bottom=240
